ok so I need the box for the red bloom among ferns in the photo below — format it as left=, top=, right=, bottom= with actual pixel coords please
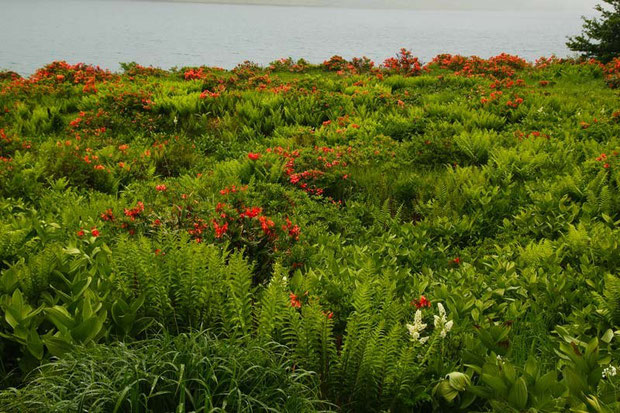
left=248, top=152, right=261, bottom=161
left=289, top=292, right=302, bottom=308
left=411, top=295, right=431, bottom=309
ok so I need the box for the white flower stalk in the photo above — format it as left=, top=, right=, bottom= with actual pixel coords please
left=406, top=309, right=428, bottom=344
left=433, top=303, right=453, bottom=338
left=602, top=365, right=617, bottom=379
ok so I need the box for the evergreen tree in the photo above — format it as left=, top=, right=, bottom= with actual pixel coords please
left=567, top=0, right=620, bottom=63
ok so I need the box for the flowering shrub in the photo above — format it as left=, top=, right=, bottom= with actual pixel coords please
left=268, top=57, right=309, bottom=73
left=255, top=145, right=355, bottom=201
left=30, top=61, right=114, bottom=85
left=382, top=48, right=422, bottom=76
left=427, top=53, right=530, bottom=78
left=322, top=55, right=375, bottom=74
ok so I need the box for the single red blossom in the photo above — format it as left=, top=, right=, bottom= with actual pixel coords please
left=604, top=163, right=610, bottom=169
left=451, top=257, right=461, bottom=265
left=77, top=229, right=85, bottom=237
left=412, top=295, right=431, bottom=309
left=155, top=184, right=167, bottom=192
left=91, top=227, right=100, bottom=237
left=289, top=293, right=302, bottom=308
left=248, top=152, right=261, bottom=161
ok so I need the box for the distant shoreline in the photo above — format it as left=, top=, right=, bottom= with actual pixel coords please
left=129, top=0, right=594, bottom=12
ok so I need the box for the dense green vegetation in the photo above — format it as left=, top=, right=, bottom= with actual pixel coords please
left=0, top=52, right=619, bottom=412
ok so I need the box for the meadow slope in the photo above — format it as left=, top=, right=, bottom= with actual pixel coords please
left=0, top=52, right=619, bottom=411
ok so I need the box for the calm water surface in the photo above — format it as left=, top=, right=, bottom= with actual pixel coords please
left=0, top=0, right=590, bottom=75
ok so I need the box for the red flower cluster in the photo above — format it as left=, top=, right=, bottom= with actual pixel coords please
left=595, top=152, right=618, bottom=169
left=77, top=227, right=100, bottom=237
left=265, top=145, right=353, bottom=200
left=124, top=201, right=145, bottom=220
left=203, top=189, right=302, bottom=247
left=247, top=152, right=261, bottom=161
left=290, top=292, right=302, bottom=308
left=0, top=129, right=32, bottom=157
left=267, top=57, right=307, bottom=73
left=184, top=67, right=206, bottom=80
left=428, top=53, right=529, bottom=79
left=188, top=219, right=208, bottom=242
left=199, top=89, right=221, bottom=99
left=515, top=130, right=550, bottom=140
left=100, top=208, right=115, bottom=221
left=506, top=97, right=524, bottom=108
left=239, top=206, right=262, bottom=219
left=212, top=220, right=229, bottom=238
left=411, top=295, right=431, bottom=309
left=219, top=185, right=248, bottom=196
left=489, top=78, right=526, bottom=90
left=282, top=218, right=300, bottom=241
left=383, top=48, right=422, bottom=76
left=29, top=61, right=113, bottom=89
left=68, top=109, right=108, bottom=139
left=258, top=216, right=275, bottom=237
left=322, top=55, right=376, bottom=75
left=479, top=89, right=524, bottom=109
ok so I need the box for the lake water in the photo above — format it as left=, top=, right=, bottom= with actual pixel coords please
left=0, top=0, right=590, bottom=75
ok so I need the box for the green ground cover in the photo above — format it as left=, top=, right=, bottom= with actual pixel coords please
left=0, top=52, right=619, bottom=411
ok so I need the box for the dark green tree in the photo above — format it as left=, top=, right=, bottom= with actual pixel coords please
left=566, top=0, right=620, bottom=63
